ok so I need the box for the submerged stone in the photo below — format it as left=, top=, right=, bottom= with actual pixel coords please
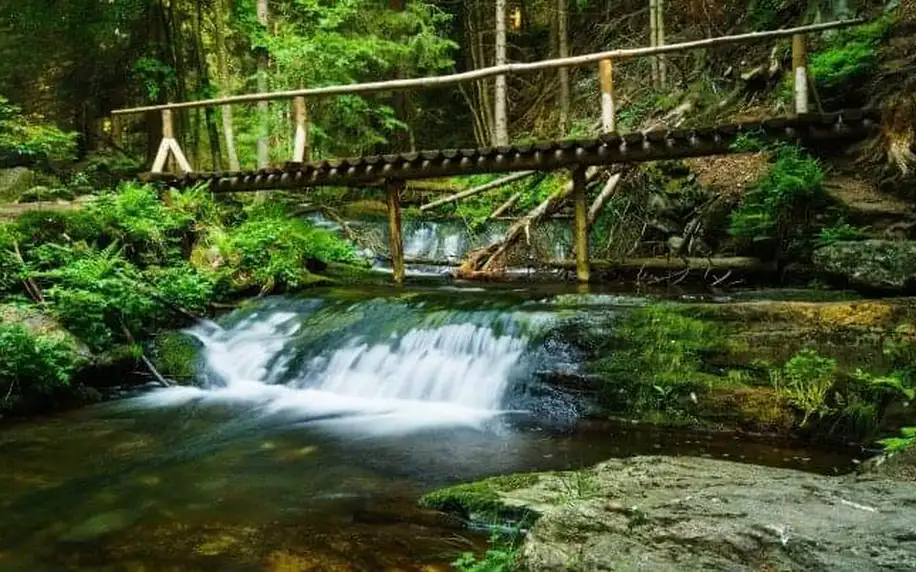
left=814, top=240, right=916, bottom=293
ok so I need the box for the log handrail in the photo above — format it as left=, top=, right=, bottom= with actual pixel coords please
left=112, top=19, right=862, bottom=116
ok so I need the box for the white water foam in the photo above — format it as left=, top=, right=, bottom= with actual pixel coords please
left=129, top=306, right=533, bottom=435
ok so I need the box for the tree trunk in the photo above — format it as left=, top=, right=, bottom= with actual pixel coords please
left=194, top=2, right=221, bottom=170
left=649, top=0, right=659, bottom=85
left=557, top=0, right=570, bottom=136
left=657, top=0, right=667, bottom=87
left=256, top=0, right=270, bottom=169
left=215, top=0, right=240, bottom=171
left=493, top=0, right=509, bottom=147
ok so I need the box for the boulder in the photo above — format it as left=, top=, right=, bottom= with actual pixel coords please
left=0, top=167, right=34, bottom=204
left=813, top=240, right=916, bottom=293
left=441, top=456, right=916, bottom=571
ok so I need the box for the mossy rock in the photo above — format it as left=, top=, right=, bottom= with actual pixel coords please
left=419, top=473, right=542, bottom=524
left=0, top=167, right=34, bottom=204
left=149, top=332, right=200, bottom=385
left=0, top=303, right=86, bottom=354
left=814, top=240, right=916, bottom=293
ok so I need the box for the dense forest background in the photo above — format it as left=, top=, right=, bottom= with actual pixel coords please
left=1, top=0, right=909, bottom=172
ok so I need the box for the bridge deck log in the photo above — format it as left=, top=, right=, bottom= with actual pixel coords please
left=141, top=111, right=879, bottom=192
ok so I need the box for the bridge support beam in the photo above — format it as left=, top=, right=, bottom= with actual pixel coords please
left=151, top=109, right=193, bottom=174
left=573, top=166, right=590, bottom=283
left=386, top=180, right=406, bottom=284
left=599, top=59, right=616, bottom=134
left=292, top=96, right=310, bottom=163
left=792, top=34, right=809, bottom=115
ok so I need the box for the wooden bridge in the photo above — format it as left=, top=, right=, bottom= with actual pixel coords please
left=112, top=18, right=877, bottom=284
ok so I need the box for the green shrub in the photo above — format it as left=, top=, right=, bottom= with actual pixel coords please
left=0, top=323, right=81, bottom=405
left=817, top=218, right=865, bottom=246
left=454, top=533, right=519, bottom=572
left=40, top=244, right=160, bottom=351
left=771, top=349, right=837, bottom=425
left=0, top=223, right=20, bottom=294
left=810, top=19, right=892, bottom=93
left=215, top=206, right=361, bottom=292
left=0, top=96, right=77, bottom=164
left=729, top=143, right=825, bottom=257
left=879, top=427, right=916, bottom=453
left=143, top=263, right=216, bottom=313
left=83, top=182, right=193, bottom=264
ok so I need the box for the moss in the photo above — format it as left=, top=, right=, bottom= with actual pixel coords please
left=149, top=332, right=199, bottom=385
left=419, top=473, right=541, bottom=524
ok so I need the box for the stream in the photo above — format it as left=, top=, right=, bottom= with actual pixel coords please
left=0, top=285, right=865, bottom=571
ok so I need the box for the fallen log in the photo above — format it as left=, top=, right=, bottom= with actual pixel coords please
left=489, top=191, right=524, bottom=220
left=405, top=256, right=774, bottom=274
left=420, top=171, right=536, bottom=212
left=456, top=167, right=600, bottom=278
left=588, top=173, right=623, bottom=226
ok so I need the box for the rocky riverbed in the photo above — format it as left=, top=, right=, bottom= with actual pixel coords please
left=423, top=450, right=916, bottom=571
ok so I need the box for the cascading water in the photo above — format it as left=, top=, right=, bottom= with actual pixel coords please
left=133, top=297, right=560, bottom=435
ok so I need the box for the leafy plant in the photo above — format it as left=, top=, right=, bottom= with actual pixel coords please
left=453, top=532, right=519, bottom=572
left=729, top=143, right=825, bottom=257
left=215, top=206, right=362, bottom=293
left=0, top=322, right=81, bottom=405
left=771, top=349, right=837, bottom=425
left=40, top=243, right=160, bottom=351
left=817, top=218, right=864, bottom=246
left=0, top=96, right=77, bottom=164
left=879, top=427, right=916, bottom=453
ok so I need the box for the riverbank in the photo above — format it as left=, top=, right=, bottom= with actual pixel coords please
left=422, top=450, right=916, bottom=571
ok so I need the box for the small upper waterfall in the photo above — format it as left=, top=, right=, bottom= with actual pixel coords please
left=132, top=297, right=559, bottom=434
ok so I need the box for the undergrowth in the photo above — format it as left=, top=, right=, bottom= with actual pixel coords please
left=0, top=181, right=365, bottom=412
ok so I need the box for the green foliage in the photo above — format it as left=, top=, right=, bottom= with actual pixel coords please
left=40, top=243, right=160, bottom=351
left=817, top=218, right=865, bottom=246
left=0, top=96, right=77, bottom=164
left=729, top=143, right=825, bottom=256
left=810, top=19, right=892, bottom=93
left=0, top=322, right=81, bottom=403
left=446, top=173, right=561, bottom=231
left=143, top=263, right=216, bottom=313
left=879, top=427, right=916, bottom=453
left=150, top=332, right=198, bottom=383
left=83, top=183, right=194, bottom=264
left=453, top=533, right=519, bottom=572
left=591, top=305, right=729, bottom=415
left=771, top=349, right=837, bottom=426
left=215, top=206, right=361, bottom=292
left=0, top=223, right=20, bottom=294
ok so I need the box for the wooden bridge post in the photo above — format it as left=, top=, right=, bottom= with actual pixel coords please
left=792, top=34, right=809, bottom=115
left=386, top=179, right=406, bottom=284
left=292, top=96, right=310, bottom=163
left=599, top=59, right=616, bottom=134
left=573, top=166, right=590, bottom=283
left=151, top=108, right=193, bottom=174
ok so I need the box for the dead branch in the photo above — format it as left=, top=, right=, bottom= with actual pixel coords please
left=420, top=171, right=536, bottom=212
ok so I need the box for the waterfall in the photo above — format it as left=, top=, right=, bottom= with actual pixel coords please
left=130, top=298, right=555, bottom=434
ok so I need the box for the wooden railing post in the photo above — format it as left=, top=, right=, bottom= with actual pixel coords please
left=151, top=108, right=192, bottom=174
left=792, top=34, right=809, bottom=115
left=386, top=179, right=406, bottom=284
left=292, top=96, right=310, bottom=163
left=599, top=59, right=616, bottom=134
left=573, top=166, right=590, bottom=283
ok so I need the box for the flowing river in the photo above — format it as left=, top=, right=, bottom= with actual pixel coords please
left=0, top=285, right=862, bottom=571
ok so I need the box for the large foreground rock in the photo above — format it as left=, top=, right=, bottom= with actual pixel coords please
left=485, top=456, right=916, bottom=571
left=813, top=240, right=916, bottom=293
